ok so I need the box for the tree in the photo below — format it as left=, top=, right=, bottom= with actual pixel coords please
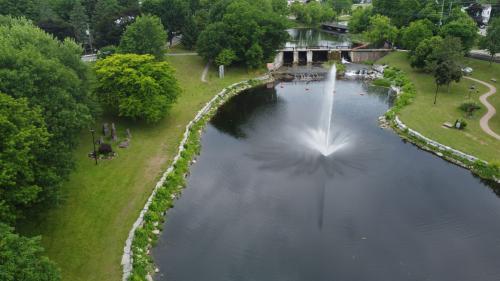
left=410, top=36, right=443, bottom=69
left=215, top=49, right=236, bottom=66
left=119, top=15, right=166, bottom=59
left=142, top=0, right=190, bottom=45
left=291, top=1, right=336, bottom=26
left=196, top=0, right=288, bottom=69
left=0, top=94, right=50, bottom=223
left=94, top=54, right=180, bottom=122
left=245, top=43, right=264, bottom=69
left=349, top=6, right=372, bottom=33
left=400, top=19, right=434, bottom=52
left=0, top=223, right=60, bottom=281
left=364, top=15, right=398, bottom=47
left=433, top=60, right=461, bottom=104
left=70, top=0, right=89, bottom=44
left=327, top=0, right=352, bottom=14
left=181, top=15, right=198, bottom=50
left=271, top=0, right=288, bottom=16
left=0, top=16, right=95, bottom=210
left=410, top=35, right=463, bottom=73
left=92, top=0, right=133, bottom=48
left=479, top=17, right=500, bottom=65
left=440, top=15, right=478, bottom=52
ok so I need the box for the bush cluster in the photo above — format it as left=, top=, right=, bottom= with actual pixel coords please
left=381, top=67, right=416, bottom=120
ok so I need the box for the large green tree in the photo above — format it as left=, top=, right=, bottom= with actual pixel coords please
left=364, top=14, right=398, bottom=47
left=479, top=17, right=500, bottom=65
left=0, top=94, right=49, bottom=223
left=119, top=15, right=166, bottom=59
left=327, top=0, right=352, bottom=14
left=349, top=6, right=372, bottom=33
left=0, top=223, right=60, bottom=281
left=142, top=0, right=190, bottom=45
left=92, top=0, right=135, bottom=48
left=400, top=19, right=434, bottom=52
left=0, top=16, right=95, bottom=208
left=440, top=15, right=478, bottom=52
left=291, top=1, right=336, bottom=26
left=94, top=54, right=180, bottom=122
left=433, top=59, right=462, bottom=104
left=197, top=0, right=288, bottom=68
left=410, top=35, right=443, bottom=69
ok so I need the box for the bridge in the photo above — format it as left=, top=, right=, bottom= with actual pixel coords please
left=269, top=47, right=393, bottom=70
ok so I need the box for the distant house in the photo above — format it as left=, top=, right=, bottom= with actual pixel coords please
left=464, top=4, right=492, bottom=27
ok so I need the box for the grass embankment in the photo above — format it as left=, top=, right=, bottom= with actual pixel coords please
left=19, top=54, right=259, bottom=281
left=378, top=52, right=500, bottom=163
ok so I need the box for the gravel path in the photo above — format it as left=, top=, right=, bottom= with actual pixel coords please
left=465, top=76, right=500, bottom=140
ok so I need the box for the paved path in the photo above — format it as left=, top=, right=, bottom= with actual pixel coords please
left=166, top=52, right=198, bottom=56
left=464, top=76, right=500, bottom=140
left=201, top=62, right=210, bottom=83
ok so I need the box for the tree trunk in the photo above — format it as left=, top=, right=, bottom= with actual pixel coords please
left=491, top=54, right=494, bottom=66
left=434, top=84, right=439, bottom=105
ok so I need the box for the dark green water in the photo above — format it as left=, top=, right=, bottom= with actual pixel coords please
left=153, top=77, right=500, bottom=281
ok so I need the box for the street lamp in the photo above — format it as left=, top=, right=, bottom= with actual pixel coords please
left=90, top=129, right=98, bottom=165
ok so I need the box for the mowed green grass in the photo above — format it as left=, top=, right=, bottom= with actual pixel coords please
left=19, top=55, right=259, bottom=281
left=378, top=52, right=500, bottom=162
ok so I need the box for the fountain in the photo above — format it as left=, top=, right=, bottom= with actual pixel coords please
left=300, top=64, right=349, bottom=157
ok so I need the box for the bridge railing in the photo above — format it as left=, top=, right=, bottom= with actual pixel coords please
left=279, top=45, right=352, bottom=51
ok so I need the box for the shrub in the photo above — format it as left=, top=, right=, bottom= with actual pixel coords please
left=215, top=49, right=237, bottom=67
left=373, top=78, right=391, bottom=87
left=98, top=143, right=113, bottom=155
left=459, top=102, right=481, bottom=117
left=94, top=54, right=180, bottom=123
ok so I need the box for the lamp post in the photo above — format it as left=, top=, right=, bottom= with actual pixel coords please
left=90, top=129, right=97, bottom=165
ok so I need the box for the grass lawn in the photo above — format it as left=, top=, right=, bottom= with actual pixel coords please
left=18, top=54, right=260, bottom=281
left=378, top=52, right=500, bottom=162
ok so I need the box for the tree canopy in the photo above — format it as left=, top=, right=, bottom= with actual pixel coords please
left=0, top=16, right=95, bottom=218
left=291, top=1, right=336, bottom=26
left=440, top=15, right=478, bottom=52
left=364, top=14, right=398, bottom=47
left=196, top=0, right=289, bottom=69
left=480, top=17, right=500, bottom=65
left=0, top=94, right=49, bottom=223
left=0, top=223, right=60, bottom=281
left=94, top=54, right=180, bottom=122
left=119, top=15, right=167, bottom=59
left=400, top=19, right=434, bottom=52
left=349, top=6, right=373, bottom=33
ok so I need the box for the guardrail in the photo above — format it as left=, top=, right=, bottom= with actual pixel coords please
left=279, top=45, right=352, bottom=51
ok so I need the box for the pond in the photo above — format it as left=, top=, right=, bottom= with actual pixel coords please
left=153, top=69, right=500, bottom=281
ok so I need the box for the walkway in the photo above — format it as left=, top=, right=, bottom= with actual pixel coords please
left=166, top=52, right=198, bottom=56
left=464, top=76, right=500, bottom=140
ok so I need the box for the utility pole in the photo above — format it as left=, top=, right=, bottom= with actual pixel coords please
left=448, top=0, right=453, bottom=18
left=439, top=0, right=446, bottom=26
left=90, top=129, right=98, bottom=165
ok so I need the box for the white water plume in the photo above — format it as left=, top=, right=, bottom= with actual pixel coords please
left=301, top=64, right=349, bottom=157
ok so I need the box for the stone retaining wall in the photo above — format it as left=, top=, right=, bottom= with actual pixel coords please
left=394, top=116, right=480, bottom=163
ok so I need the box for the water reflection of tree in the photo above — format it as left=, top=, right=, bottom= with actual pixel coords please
left=210, top=86, right=279, bottom=139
